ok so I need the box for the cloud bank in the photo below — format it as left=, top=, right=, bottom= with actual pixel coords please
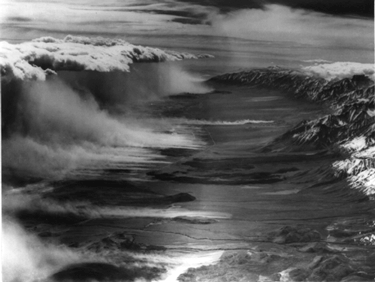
left=0, top=35, right=208, bottom=81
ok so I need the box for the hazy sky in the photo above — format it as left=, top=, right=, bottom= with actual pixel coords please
left=0, top=0, right=373, bottom=51
left=175, top=0, right=374, bottom=18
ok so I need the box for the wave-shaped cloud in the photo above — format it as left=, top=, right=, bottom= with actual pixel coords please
left=0, top=35, right=210, bottom=81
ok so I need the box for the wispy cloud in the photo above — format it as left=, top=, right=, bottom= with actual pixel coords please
left=0, top=0, right=212, bottom=40
left=0, top=1, right=373, bottom=52
left=210, top=4, right=374, bottom=48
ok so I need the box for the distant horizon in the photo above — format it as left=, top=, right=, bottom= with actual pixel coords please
left=1, top=1, right=373, bottom=55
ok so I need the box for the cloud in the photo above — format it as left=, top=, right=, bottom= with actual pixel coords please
left=0, top=35, right=203, bottom=81
left=2, top=75, right=205, bottom=178
left=1, top=0, right=372, bottom=52
left=0, top=0, right=213, bottom=40
left=3, top=191, right=231, bottom=220
left=0, top=0, right=172, bottom=28
left=2, top=217, right=85, bottom=282
left=175, top=0, right=264, bottom=13
left=210, top=4, right=374, bottom=48
left=1, top=35, right=213, bottom=179
left=15, top=77, right=201, bottom=148
left=123, top=8, right=210, bottom=25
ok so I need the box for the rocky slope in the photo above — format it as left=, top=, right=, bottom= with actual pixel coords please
left=210, top=66, right=375, bottom=197
left=174, top=65, right=375, bottom=282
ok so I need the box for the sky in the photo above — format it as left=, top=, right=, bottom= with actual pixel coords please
left=175, top=0, right=374, bottom=18
left=0, top=0, right=373, bottom=51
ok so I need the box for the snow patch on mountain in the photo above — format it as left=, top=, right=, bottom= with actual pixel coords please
left=348, top=169, right=375, bottom=195
left=340, top=137, right=374, bottom=153
left=302, top=62, right=375, bottom=81
left=334, top=137, right=375, bottom=195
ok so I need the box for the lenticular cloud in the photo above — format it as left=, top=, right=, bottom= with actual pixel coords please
left=0, top=35, right=208, bottom=81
